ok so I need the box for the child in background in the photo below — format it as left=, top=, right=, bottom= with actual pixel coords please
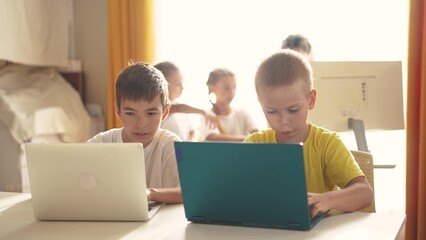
left=200, top=68, right=258, bottom=142
left=87, top=62, right=182, bottom=204
left=281, top=34, right=313, bottom=61
left=155, top=61, right=218, bottom=141
left=244, top=50, right=373, bottom=217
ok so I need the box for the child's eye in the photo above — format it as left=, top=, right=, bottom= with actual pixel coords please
left=125, top=112, right=134, bottom=116
left=148, top=112, right=158, bottom=116
left=267, top=111, right=277, bottom=114
left=289, top=108, right=299, bottom=113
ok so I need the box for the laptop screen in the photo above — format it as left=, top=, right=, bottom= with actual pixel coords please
left=175, top=142, right=324, bottom=230
left=25, top=143, right=158, bottom=221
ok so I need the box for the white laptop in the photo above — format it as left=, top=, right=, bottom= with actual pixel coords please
left=25, top=143, right=160, bottom=221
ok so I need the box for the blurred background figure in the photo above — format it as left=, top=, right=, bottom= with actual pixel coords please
left=155, top=61, right=217, bottom=141
left=281, top=34, right=313, bottom=61
left=200, top=68, right=258, bottom=142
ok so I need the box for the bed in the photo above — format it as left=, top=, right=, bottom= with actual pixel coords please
left=0, top=63, right=91, bottom=193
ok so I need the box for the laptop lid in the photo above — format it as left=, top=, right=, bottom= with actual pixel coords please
left=25, top=143, right=160, bottom=221
left=174, top=142, right=325, bottom=230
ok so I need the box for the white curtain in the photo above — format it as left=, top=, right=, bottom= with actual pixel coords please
left=0, top=0, right=68, bottom=67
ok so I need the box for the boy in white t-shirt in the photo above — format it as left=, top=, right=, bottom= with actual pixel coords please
left=87, top=62, right=182, bottom=204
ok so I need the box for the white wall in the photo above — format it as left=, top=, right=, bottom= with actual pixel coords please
left=0, top=0, right=69, bottom=67
left=73, top=0, right=108, bottom=118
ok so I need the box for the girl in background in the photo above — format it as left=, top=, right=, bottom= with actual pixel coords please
left=200, top=68, right=258, bottom=142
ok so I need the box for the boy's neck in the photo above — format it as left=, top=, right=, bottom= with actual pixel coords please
left=212, top=102, right=231, bottom=116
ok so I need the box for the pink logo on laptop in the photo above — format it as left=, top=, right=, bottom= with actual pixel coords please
left=78, top=173, right=97, bottom=191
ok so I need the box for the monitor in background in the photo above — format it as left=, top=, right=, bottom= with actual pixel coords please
left=309, top=61, right=405, bottom=132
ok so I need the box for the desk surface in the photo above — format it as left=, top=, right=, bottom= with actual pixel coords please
left=0, top=192, right=405, bottom=240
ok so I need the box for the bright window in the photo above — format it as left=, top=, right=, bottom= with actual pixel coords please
left=154, top=0, right=409, bottom=128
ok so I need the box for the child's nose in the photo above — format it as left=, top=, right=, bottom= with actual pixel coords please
left=137, top=117, right=146, bottom=128
left=278, top=113, right=290, bottom=125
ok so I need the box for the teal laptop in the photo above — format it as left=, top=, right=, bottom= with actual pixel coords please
left=174, top=142, right=326, bottom=231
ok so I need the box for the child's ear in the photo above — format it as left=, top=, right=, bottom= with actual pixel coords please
left=161, top=104, right=171, bottom=121
left=114, top=102, right=123, bottom=121
left=308, top=89, right=317, bottom=110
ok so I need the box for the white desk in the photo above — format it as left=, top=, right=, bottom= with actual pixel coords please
left=0, top=192, right=405, bottom=240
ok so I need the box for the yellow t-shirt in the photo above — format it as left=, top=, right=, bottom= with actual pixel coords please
left=244, top=124, right=363, bottom=193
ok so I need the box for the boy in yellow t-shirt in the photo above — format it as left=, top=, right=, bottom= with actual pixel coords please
left=244, top=50, right=374, bottom=218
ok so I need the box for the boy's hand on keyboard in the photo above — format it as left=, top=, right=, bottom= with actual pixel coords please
left=307, top=192, right=331, bottom=219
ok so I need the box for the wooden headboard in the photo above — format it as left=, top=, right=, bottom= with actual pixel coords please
left=60, top=72, right=85, bottom=103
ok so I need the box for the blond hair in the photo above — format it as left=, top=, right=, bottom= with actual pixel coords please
left=255, top=49, right=313, bottom=97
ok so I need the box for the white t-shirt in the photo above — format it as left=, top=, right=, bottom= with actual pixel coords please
left=199, top=107, right=257, bottom=141
left=161, top=112, right=195, bottom=141
left=87, top=128, right=181, bottom=188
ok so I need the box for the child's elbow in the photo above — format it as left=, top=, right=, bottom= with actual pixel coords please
left=365, top=186, right=375, bottom=206
left=359, top=183, right=375, bottom=210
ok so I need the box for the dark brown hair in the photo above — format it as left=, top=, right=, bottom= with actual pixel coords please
left=281, top=34, right=312, bottom=54
left=116, top=61, right=169, bottom=109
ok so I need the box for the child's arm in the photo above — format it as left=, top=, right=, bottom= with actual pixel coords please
left=170, top=103, right=218, bottom=127
left=307, top=176, right=374, bottom=218
left=205, top=133, right=246, bottom=142
left=147, top=187, right=182, bottom=204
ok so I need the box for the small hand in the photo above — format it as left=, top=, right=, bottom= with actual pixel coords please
left=146, top=189, right=152, bottom=201
left=203, top=110, right=219, bottom=129
left=307, top=192, right=331, bottom=218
